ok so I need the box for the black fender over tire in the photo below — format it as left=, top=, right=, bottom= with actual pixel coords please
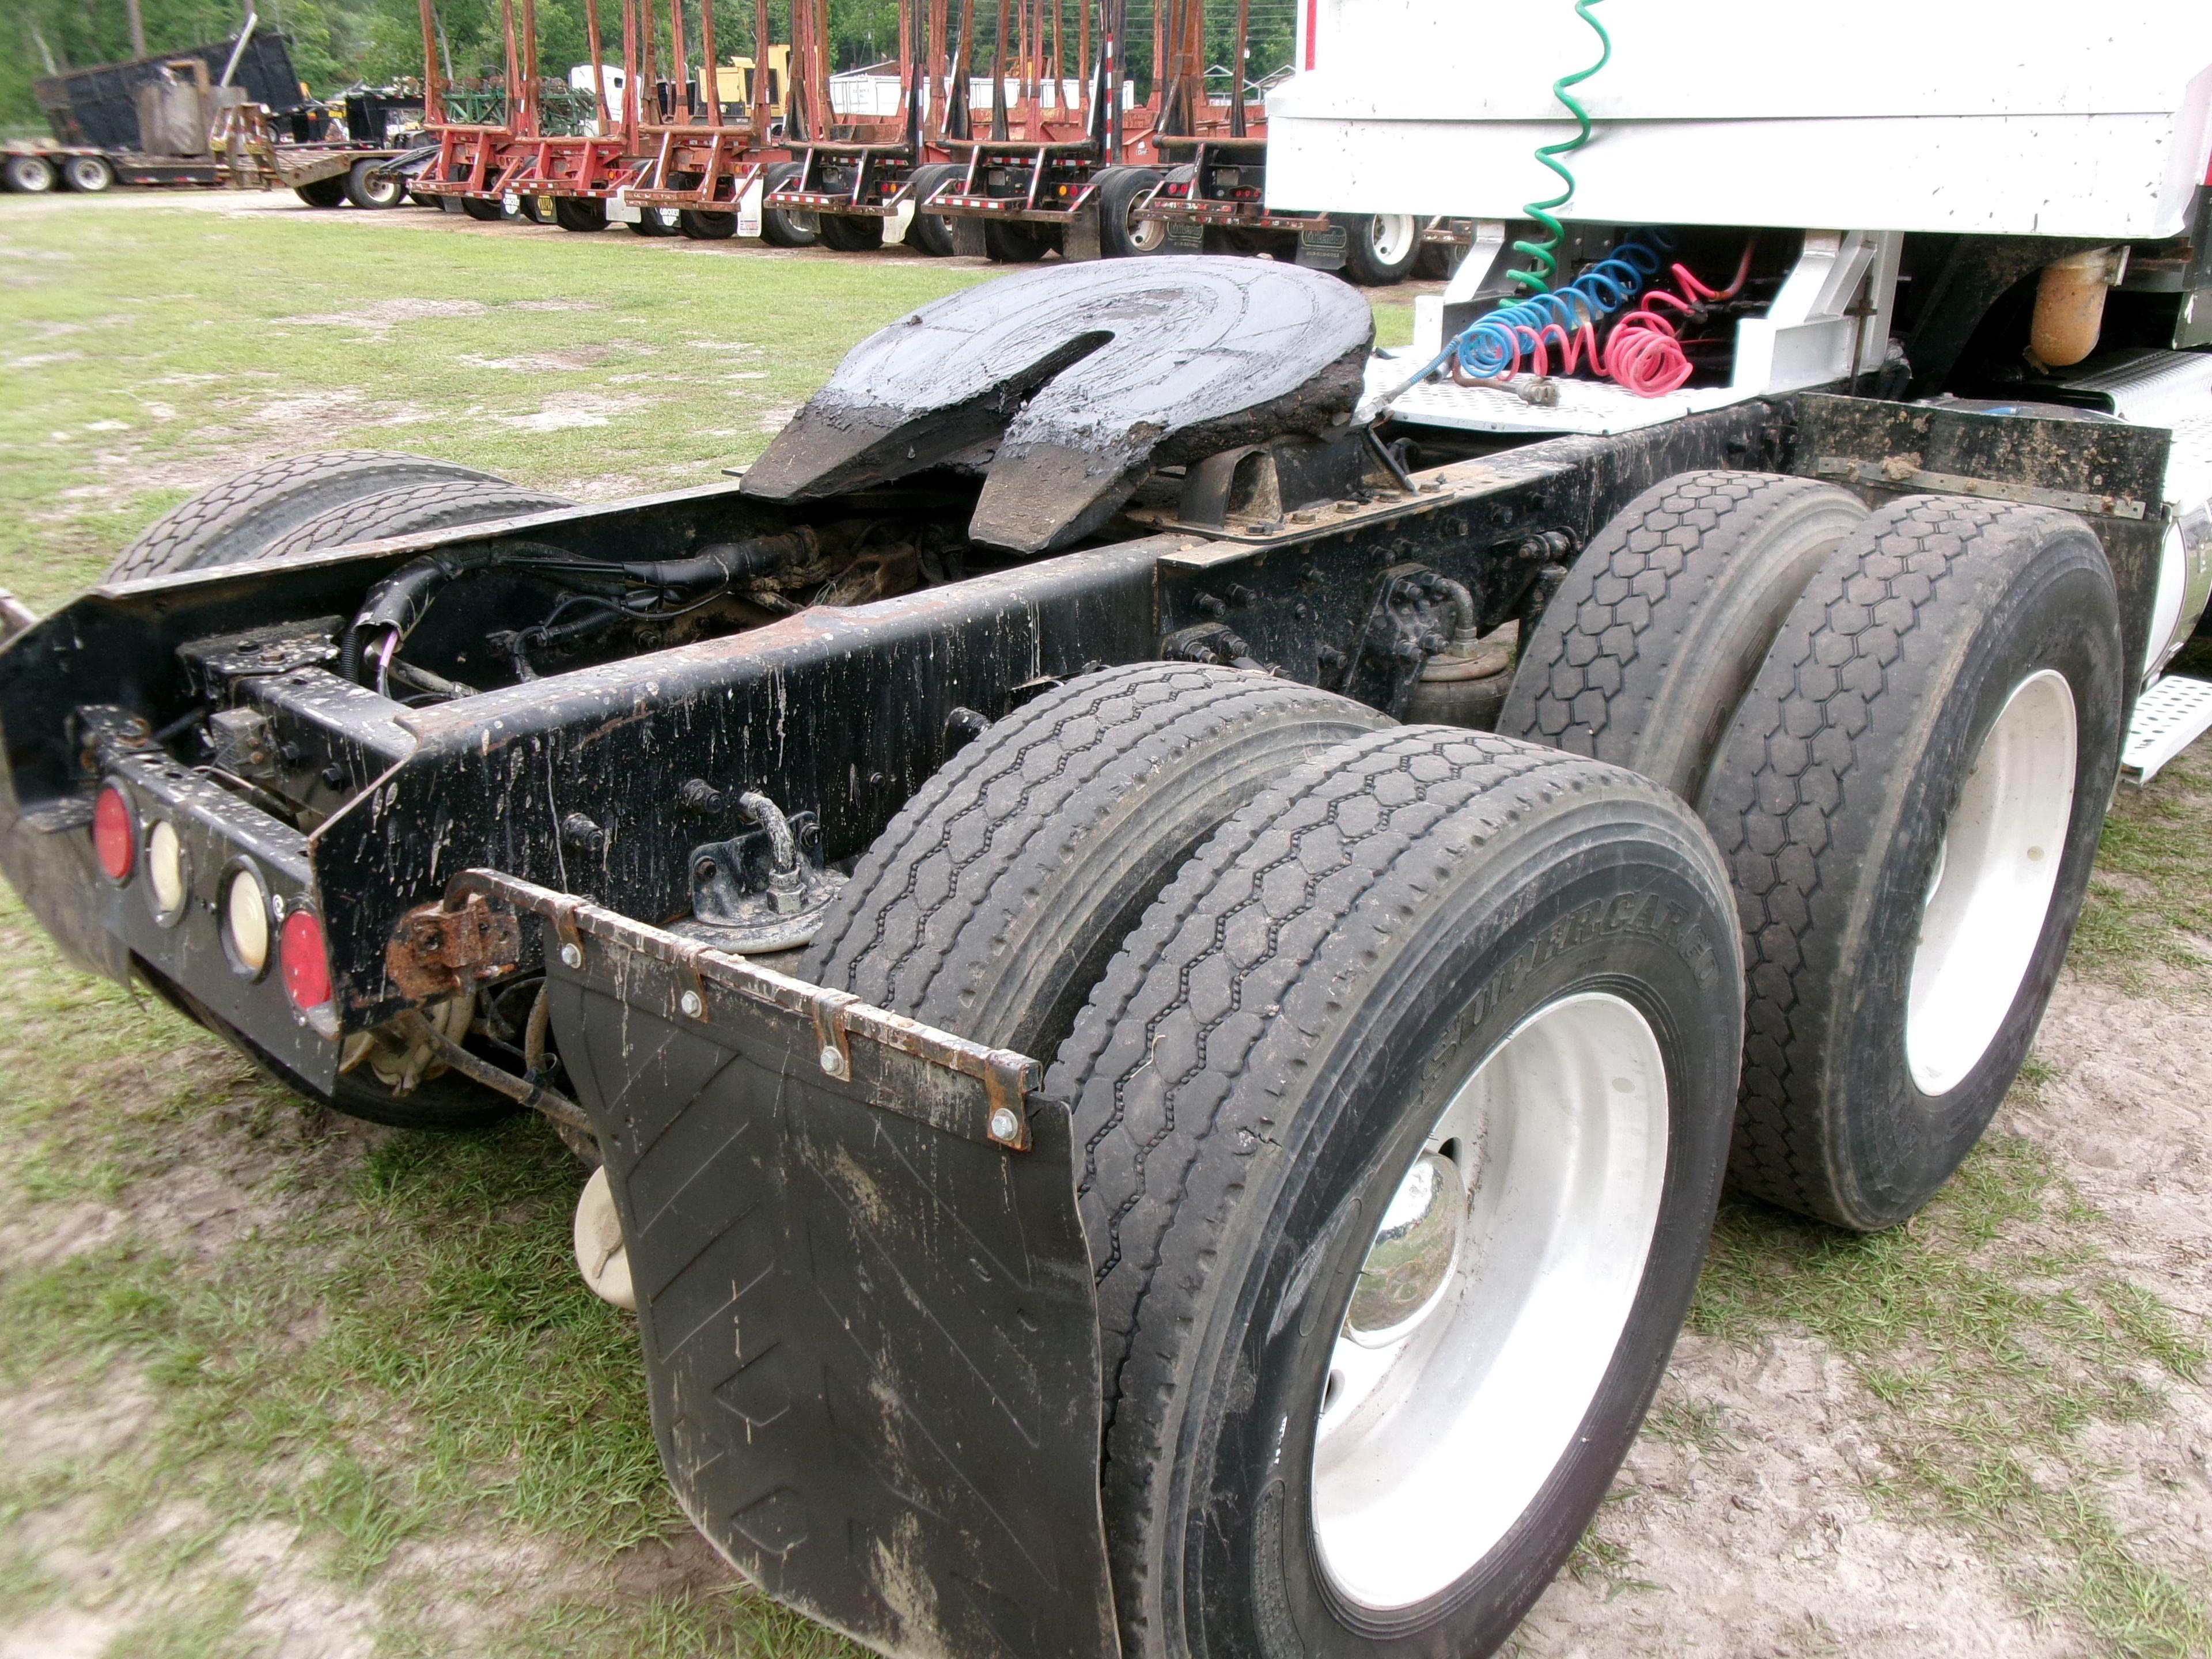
left=1699, top=495, right=2124, bottom=1230
left=1052, top=726, right=1743, bottom=1659
left=1499, top=471, right=1866, bottom=800
left=105, top=450, right=510, bottom=582
left=805, top=662, right=1389, bottom=1059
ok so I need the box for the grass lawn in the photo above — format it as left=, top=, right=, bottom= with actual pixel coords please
left=0, top=193, right=2205, bottom=1658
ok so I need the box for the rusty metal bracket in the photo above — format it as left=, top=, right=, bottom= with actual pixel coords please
left=386, top=892, right=523, bottom=1001
left=447, top=868, right=1040, bottom=1150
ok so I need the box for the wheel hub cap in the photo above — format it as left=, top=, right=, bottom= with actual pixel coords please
left=1310, top=991, right=1668, bottom=1612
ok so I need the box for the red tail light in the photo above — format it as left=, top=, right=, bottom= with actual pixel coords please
left=280, top=907, right=334, bottom=1014
left=93, top=783, right=135, bottom=882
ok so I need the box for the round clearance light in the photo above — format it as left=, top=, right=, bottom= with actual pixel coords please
left=92, top=783, right=135, bottom=882
left=146, top=819, right=189, bottom=925
left=280, top=907, right=333, bottom=1017
left=222, top=862, right=272, bottom=979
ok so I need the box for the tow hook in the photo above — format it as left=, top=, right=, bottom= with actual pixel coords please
left=677, top=786, right=846, bottom=953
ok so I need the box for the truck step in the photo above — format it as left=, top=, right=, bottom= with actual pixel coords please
left=2122, top=675, right=2212, bottom=785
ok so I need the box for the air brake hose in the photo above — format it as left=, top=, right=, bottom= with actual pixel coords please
left=1508, top=0, right=1612, bottom=297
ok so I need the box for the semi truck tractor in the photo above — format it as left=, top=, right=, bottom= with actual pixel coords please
left=2, top=6, right=2209, bottom=1655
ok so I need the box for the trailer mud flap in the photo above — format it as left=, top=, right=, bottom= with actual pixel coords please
left=516, top=878, right=1119, bottom=1659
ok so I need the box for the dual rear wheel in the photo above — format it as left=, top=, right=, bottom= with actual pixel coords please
left=806, top=664, right=1745, bottom=1657
left=1499, top=472, right=2122, bottom=1229
left=810, top=464, right=2122, bottom=1653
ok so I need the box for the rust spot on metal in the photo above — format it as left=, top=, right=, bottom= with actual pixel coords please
left=386, top=892, right=522, bottom=1001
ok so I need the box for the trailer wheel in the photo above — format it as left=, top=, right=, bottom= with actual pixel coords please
left=1338, top=212, right=1419, bottom=285
left=900, top=162, right=963, bottom=256
left=627, top=204, right=682, bottom=237
left=1093, top=165, right=1167, bottom=257
left=759, top=162, right=820, bottom=247
left=343, top=157, right=404, bottom=209
left=255, top=478, right=576, bottom=562
left=294, top=175, right=350, bottom=209
left=804, top=663, right=1389, bottom=1059
left=1498, top=471, right=1866, bottom=800
left=984, top=218, right=1055, bottom=263
left=817, top=212, right=886, bottom=252
left=1052, top=727, right=1741, bottom=1659
left=551, top=195, right=607, bottom=232
left=1700, top=497, right=2123, bottom=1230
left=106, top=451, right=514, bottom=582
left=678, top=207, right=735, bottom=239
left=3, top=154, right=58, bottom=194
left=61, top=154, right=115, bottom=194
left=460, top=194, right=505, bottom=221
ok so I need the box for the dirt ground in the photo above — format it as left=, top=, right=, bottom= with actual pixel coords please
left=0, top=188, right=2206, bottom=1658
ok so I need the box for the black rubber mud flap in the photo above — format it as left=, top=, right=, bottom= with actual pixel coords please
left=533, top=888, right=1121, bottom=1659
left=739, top=256, right=1372, bottom=555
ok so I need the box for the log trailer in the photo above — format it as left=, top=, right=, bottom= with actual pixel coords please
left=7, top=8, right=2212, bottom=1656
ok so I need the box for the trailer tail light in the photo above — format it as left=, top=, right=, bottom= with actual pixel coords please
left=147, top=819, right=189, bottom=925
left=222, top=862, right=272, bottom=979
left=281, top=907, right=334, bottom=1020
left=93, top=783, right=135, bottom=882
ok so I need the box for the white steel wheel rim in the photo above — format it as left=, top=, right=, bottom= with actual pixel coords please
left=1906, top=669, right=2077, bottom=1096
left=14, top=158, right=54, bottom=192
left=1127, top=211, right=1166, bottom=253
left=1310, top=991, right=1668, bottom=1613
left=66, top=157, right=107, bottom=190
left=1368, top=213, right=1416, bottom=266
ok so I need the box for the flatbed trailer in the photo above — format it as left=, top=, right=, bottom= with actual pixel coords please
left=7, top=14, right=2212, bottom=1659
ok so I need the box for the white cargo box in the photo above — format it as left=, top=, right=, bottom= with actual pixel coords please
left=1268, top=1, right=2212, bottom=238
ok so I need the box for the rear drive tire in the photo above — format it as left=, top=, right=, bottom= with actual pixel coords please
left=1700, top=495, right=2123, bottom=1230
left=817, top=212, right=886, bottom=251
left=805, top=662, right=1389, bottom=1059
left=1498, top=471, right=1867, bottom=800
left=552, top=195, right=607, bottom=232
left=1054, top=726, right=1743, bottom=1658
left=1093, top=165, right=1168, bottom=258
left=460, top=194, right=505, bottom=221
left=62, top=154, right=116, bottom=193
left=900, top=162, right=963, bottom=256
left=679, top=207, right=735, bottom=238
left=344, top=157, right=404, bottom=209
left=760, top=162, right=820, bottom=247
left=984, top=217, right=1054, bottom=263
left=1338, top=211, right=1419, bottom=285
left=3, top=153, right=57, bottom=193
left=256, top=478, right=577, bottom=561
left=107, top=451, right=510, bottom=582
left=294, top=175, right=350, bottom=209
